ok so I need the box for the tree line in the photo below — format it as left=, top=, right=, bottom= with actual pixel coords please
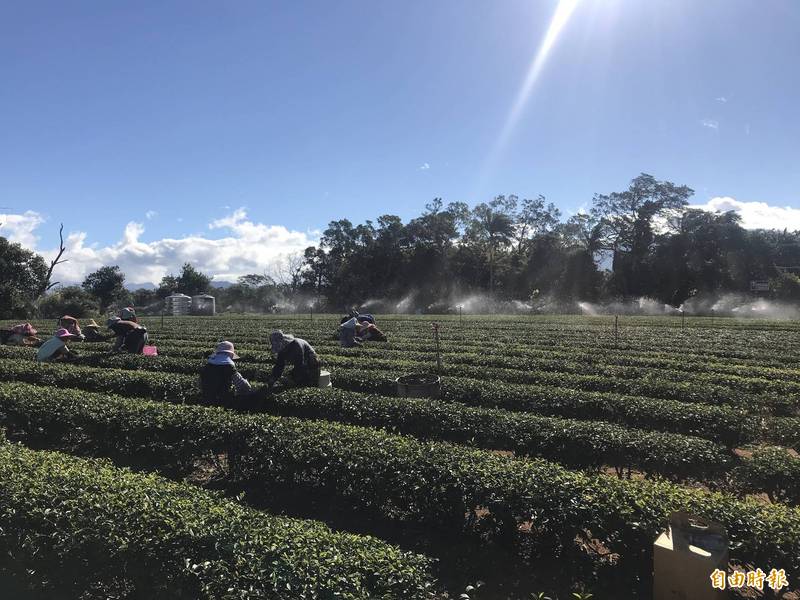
left=300, top=173, right=800, bottom=311
left=2, top=173, right=800, bottom=318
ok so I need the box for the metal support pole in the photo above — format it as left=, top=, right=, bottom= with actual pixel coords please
left=310, top=305, right=313, bottom=321
left=433, top=322, right=442, bottom=374
left=459, top=306, right=462, bottom=325
left=682, top=311, right=685, bottom=329
left=614, top=314, right=618, bottom=348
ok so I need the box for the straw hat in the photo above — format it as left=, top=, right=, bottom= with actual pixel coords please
left=85, top=319, right=100, bottom=328
left=211, top=340, right=240, bottom=359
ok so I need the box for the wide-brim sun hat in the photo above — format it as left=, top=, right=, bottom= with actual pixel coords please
left=107, top=316, right=121, bottom=328
left=86, top=319, right=99, bottom=328
left=54, top=328, right=73, bottom=339
left=212, top=340, right=240, bottom=359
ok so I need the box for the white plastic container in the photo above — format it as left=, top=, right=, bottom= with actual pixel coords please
left=318, top=370, right=332, bottom=388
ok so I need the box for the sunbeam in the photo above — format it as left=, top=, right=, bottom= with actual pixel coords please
left=478, top=0, right=582, bottom=185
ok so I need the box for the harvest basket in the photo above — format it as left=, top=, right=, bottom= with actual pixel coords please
left=396, top=373, right=441, bottom=399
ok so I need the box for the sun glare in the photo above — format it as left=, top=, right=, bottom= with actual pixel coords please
left=480, top=0, right=582, bottom=180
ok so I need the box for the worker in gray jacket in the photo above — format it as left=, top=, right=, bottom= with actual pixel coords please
left=267, top=330, right=321, bottom=388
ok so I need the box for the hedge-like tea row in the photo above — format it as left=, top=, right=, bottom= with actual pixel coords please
left=0, top=356, right=764, bottom=479
left=330, top=368, right=789, bottom=447
left=4, top=356, right=798, bottom=451
left=104, top=341, right=800, bottom=416
left=64, top=332, right=800, bottom=411
left=262, top=386, right=734, bottom=481
left=0, top=380, right=732, bottom=482
left=60, top=337, right=800, bottom=397
left=0, top=440, right=433, bottom=599
left=139, top=329, right=800, bottom=373
left=0, top=381, right=798, bottom=581
left=141, top=317, right=800, bottom=362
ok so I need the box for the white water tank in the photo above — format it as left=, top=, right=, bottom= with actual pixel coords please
left=166, top=293, right=192, bottom=316
left=192, top=294, right=216, bottom=316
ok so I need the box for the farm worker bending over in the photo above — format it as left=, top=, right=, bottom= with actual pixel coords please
left=267, top=330, right=321, bottom=388
left=339, top=316, right=361, bottom=348
left=119, top=307, right=138, bottom=322
left=83, top=319, right=108, bottom=342
left=349, top=309, right=386, bottom=341
left=199, top=341, right=256, bottom=407
left=107, top=317, right=149, bottom=354
left=358, top=320, right=386, bottom=342
left=1, top=323, right=41, bottom=346
left=59, top=315, right=85, bottom=341
left=36, top=328, right=78, bottom=362
left=350, top=308, right=375, bottom=324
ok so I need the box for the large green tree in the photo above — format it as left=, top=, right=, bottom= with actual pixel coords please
left=82, top=265, right=128, bottom=310
left=592, top=173, right=693, bottom=297
left=465, top=198, right=516, bottom=295
left=0, top=237, right=49, bottom=318
left=157, top=263, right=213, bottom=297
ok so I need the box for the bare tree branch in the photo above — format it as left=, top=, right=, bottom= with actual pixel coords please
left=42, top=223, right=69, bottom=293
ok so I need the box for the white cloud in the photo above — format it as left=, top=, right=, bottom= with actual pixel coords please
left=419, top=162, right=430, bottom=170
left=701, top=118, right=719, bottom=130
left=3, top=208, right=318, bottom=285
left=691, top=197, right=800, bottom=231
left=0, top=210, right=45, bottom=247
left=145, top=210, right=158, bottom=220
left=715, top=96, right=728, bottom=103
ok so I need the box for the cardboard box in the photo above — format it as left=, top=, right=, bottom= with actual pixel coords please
left=653, top=512, right=728, bottom=600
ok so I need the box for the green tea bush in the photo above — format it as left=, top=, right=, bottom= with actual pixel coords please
left=0, top=441, right=433, bottom=599
left=0, top=381, right=797, bottom=581
left=734, top=446, right=800, bottom=505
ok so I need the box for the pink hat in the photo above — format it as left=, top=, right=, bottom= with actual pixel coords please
left=54, top=328, right=73, bottom=339
left=212, top=340, right=240, bottom=359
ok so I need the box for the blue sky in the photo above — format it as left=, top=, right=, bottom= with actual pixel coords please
left=1, top=0, right=799, bottom=283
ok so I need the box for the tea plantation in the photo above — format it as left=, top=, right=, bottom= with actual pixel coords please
left=1, top=314, right=798, bottom=599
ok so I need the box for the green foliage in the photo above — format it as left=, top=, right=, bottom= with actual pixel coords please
left=0, top=236, right=48, bottom=318
left=157, top=262, right=213, bottom=298
left=0, top=440, right=433, bottom=599
left=735, top=447, right=800, bottom=504
left=3, top=314, right=800, bottom=597
left=0, top=380, right=798, bottom=582
left=36, top=285, right=99, bottom=318
left=82, top=265, right=129, bottom=310
left=0, top=361, right=734, bottom=482
left=771, top=271, right=800, bottom=301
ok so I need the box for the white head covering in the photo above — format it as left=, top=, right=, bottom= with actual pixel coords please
left=270, top=330, right=294, bottom=353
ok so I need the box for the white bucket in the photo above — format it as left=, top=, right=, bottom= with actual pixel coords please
left=318, top=370, right=332, bottom=388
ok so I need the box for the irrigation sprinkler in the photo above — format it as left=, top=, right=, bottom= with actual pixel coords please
left=681, top=310, right=686, bottom=329
left=711, top=308, right=715, bottom=326
left=458, top=305, right=463, bottom=325
left=614, top=314, right=619, bottom=348
left=310, top=305, right=313, bottom=321
left=432, top=322, right=442, bottom=374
